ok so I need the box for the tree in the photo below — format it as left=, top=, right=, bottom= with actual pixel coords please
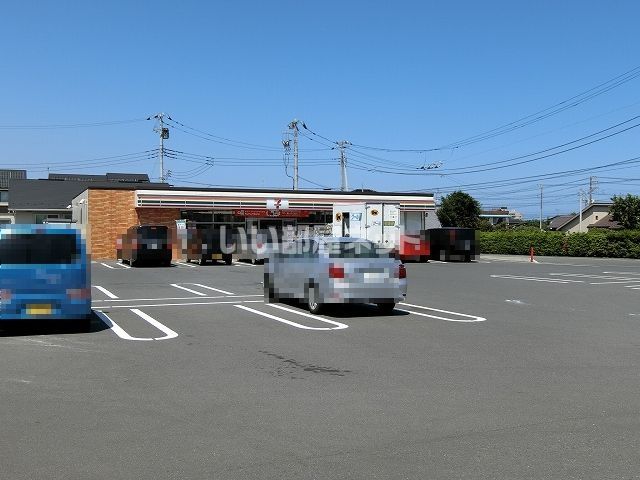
left=436, top=191, right=481, bottom=228
left=610, top=194, right=640, bottom=229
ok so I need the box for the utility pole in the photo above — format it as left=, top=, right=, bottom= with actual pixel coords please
left=153, top=113, right=170, bottom=182
left=337, top=140, right=350, bottom=191
left=578, top=189, right=585, bottom=232
left=539, top=184, right=543, bottom=230
left=288, top=119, right=299, bottom=190
left=588, top=176, right=598, bottom=204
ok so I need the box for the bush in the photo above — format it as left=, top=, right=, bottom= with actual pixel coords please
left=479, top=229, right=640, bottom=258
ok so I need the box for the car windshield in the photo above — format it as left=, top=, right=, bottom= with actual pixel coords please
left=326, top=241, right=385, bottom=258
left=138, top=226, right=167, bottom=239
left=0, top=233, right=80, bottom=264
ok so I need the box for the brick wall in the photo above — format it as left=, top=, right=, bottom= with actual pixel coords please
left=87, top=189, right=181, bottom=260
left=88, top=190, right=138, bottom=260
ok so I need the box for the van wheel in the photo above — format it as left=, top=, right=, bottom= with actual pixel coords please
left=307, top=284, right=323, bottom=314
left=264, top=273, right=278, bottom=303
left=199, top=258, right=206, bottom=266
left=223, top=254, right=233, bottom=265
left=377, top=302, right=396, bottom=314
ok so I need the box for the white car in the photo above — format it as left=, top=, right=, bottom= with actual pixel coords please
left=264, top=237, right=407, bottom=314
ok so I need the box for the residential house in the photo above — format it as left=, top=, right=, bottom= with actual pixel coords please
left=547, top=202, right=615, bottom=233
left=0, top=169, right=26, bottom=224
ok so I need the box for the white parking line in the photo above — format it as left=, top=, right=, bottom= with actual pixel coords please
left=94, top=310, right=153, bottom=341
left=550, top=273, right=640, bottom=281
left=100, top=262, right=130, bottom=270
left=173, top=261, right=197, bottom=268
left=93, top=294, right=262, bottom=303
left=95, top=309, right=178, bottom=341
left=96, top=299, right=264, bottom=309
left=490, top=274, right=583, bottom=284
left=234, top=304, right=348, bottom=330
left=93, top=285, right=119, bottom=299
left=398, top=302, right=486, bottom=322
left=188, top=283, right=235, bottom=295
left=267, top=304, right=349, bottom=329
left=549, top=273, right=640, bottom=285
left=233, top=261, right=256, bottom=268
left=130, top=309, right=178, bottom=340
left=170, top=284, right=208, bottom=296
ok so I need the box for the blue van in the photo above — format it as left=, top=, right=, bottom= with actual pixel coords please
left=0, top=224, right=91, bottom=322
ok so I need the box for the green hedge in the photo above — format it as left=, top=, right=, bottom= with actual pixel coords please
left=479, top=230, right=640, bottom=258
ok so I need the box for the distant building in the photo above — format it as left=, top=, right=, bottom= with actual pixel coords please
left=8, top=172, right=159, bottom=224
left=480, top=207, right=519, bottom=226
left=0, top=169, right=27, bottom=224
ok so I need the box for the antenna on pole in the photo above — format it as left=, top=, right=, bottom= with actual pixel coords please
left=288, top=119, right=299, bottom=190
left=152, top=113, right=170, bottom=182
left=337, top=140, right=350, bottom=191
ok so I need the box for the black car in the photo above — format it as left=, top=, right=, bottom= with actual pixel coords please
left=117, top=225, right=172, bottom=267
left=184, top=227, right=233, bottom=265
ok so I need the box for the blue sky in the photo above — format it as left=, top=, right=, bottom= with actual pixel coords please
left=2, top=1, right=639, bottom=218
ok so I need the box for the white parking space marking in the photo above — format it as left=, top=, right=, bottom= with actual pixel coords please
left=170, top=284, right=208, bottom=296
left=170, top=283, right=235, bottom=296
left=93, top=294, right=262, bottom=304
left=96, top=299, right=264, bottom=309
left=550, top=273, right=640, bottom=282
left=267, top=304, right=349, bottom=329
left=93, top=285, right=119, bottom=299
left=399, top=302, right=486, bottom=323
left=491, top=274, right=584, bottom=284
left=234, top=304, right=349, bottom=330
left=130, top=309, right=179, bottom=340
left=95, top=309, right=179, bottom=341
left=590, top=280, right=640, bottom=285
left=188, top=283, right=235, bottom=295
left=99, top=262, right=129, bottom=270
left=94, top=310, right=153, bottom=341
left=603, top=271, right=640, bottom=276
left=173, top=261, right=197, bottom=268
left=232, top=261, right=257, bottom=267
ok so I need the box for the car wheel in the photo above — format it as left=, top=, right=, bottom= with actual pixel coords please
left=223, top=254, right=233, bottom=265
left=307, top=284, right=323, bottom=314
left=199, top=258, right=206, bottom=266
left=264, top=273, right=279, bottom=302
left=377, top=302, right=396, bottom=314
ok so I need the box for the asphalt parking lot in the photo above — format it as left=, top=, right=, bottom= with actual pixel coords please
left=2, top=255, right=640, bottom=479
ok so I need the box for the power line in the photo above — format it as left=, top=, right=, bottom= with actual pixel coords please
left=0, top=118, right=148, bottom=130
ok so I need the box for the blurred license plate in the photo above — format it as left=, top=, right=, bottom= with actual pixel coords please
left=364, top=272, right=386, bottom=282
left=27, top=304, right=52, bottom=315
left=211, top=254, right=222, bottom=260
left=150, top=243, right=158, bottom=249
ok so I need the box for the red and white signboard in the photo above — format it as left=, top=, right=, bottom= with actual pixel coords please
left=233, top=209, right=310, bottom=218
left=266, top=198, right=289, bottom=210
